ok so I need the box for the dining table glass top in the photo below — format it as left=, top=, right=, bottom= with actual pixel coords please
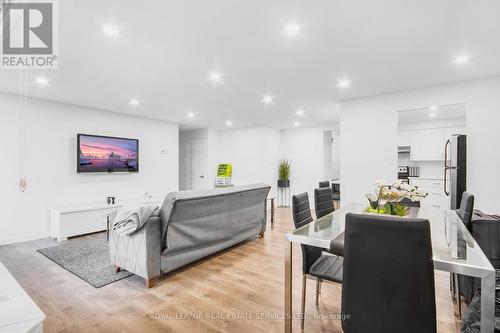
left=286, top=203, right=494, bottom=276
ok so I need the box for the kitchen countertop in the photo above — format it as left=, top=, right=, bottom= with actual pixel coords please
left=408, top=177, right=445, bottom=181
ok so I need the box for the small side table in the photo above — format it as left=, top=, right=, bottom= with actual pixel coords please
left=267, top=197, right=275, bottom=229
left=105, top=213, right=111, bottom=241
left=277, top=186, right=290, bottom=207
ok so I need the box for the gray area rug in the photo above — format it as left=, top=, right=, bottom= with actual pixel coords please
left=38, top=236, right=132, bottom=288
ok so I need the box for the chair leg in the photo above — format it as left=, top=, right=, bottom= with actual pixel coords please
left=455, top=273, right=462, bottom=319
left=450, top=273, right=456, bottom=297
left=301, top=274, right=307, bottom=330
left=315, top=278, right=320, bottom=307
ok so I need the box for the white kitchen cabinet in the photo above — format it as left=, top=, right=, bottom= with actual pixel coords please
left=420, top=128, right=445, bottom=160
left=400, top=126, right=465, bottom=162
left=409, top=130, right=422, bottom=160
left=443, top=126, right=466, bottom=141
left=409, top=178, right=449, bottom=210
left=409, top=128, right=445, bottom=161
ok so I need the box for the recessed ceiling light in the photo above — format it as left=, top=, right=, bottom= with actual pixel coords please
left=295, top=109, right=304, bottom=116
left=337, top=78, right=351, bottom=89
left=429, top=106, right=438, bottom=111
left=187, top=111, right=195, bottom=118
left=284, top=22, right=301, bottom=37
left=261, top=94, right=275, bottom=106
left=129, top=99, right=140, bottom=107
left=225, top=120, right=233, bottom=126
left=103, top=24, right=120, bottom=37
left=294, top=121, right=301, bottom=127
left=429, top=112, right=437, bottom=118
left=35, top=77, right=49, bottom=85
left=452, top=54, right=471, bottom=65
left=208, top=71, right=224, bottom=84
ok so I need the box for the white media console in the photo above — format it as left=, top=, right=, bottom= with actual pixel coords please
left=50, top=198, right=162, bottom=241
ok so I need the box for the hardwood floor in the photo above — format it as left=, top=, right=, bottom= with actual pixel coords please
left=0, top=207, right=462, bottom=333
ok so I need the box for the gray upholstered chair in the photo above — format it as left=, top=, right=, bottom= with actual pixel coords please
left=456, top=192, right=475, bottom=230
left=292, top=193, right=343, bottom=330
left=452, top=192, right=474, bottom=316
left=459, top=210, right=500, bottom=304
left=332, top=183, right=341, bottom=207
left=342, top=213, right=436, bottom=333
left=314, top=187, right=335, bottom=219
left=318, top=181, right=330, bottom=188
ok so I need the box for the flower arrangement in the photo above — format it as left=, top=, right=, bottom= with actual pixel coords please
left=365, top=180, right=428, bottom=216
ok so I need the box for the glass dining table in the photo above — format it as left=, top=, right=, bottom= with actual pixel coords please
left=284, top=203, right=496, bottom=333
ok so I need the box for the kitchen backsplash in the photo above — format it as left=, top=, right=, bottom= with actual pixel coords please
left=399, top=160, right=444, bottom=179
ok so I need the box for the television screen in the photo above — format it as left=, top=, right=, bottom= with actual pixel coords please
left=77, top=134, right=139, bottom=173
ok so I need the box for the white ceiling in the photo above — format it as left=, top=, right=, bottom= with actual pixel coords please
left=398, top=103, right=466, bottom=124
left=1, top=0, right=500, bottom=129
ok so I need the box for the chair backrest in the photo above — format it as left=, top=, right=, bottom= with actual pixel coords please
left=292, top=193, right=321, bottom=274
left=332, top=183, right=340, bottom=194
left=342, top=213, right=436, bottom=333
left=318, top=181, right=330, bottom=188
left=457, top=192, right=474, bottom=228
left=292, top=192, right=314, bottom=228
left=314, top=187, right=335, bottom=218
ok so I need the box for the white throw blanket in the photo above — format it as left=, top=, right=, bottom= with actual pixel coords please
left=112, top=204, right=159, bottom=236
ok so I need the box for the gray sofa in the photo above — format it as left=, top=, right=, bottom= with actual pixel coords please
left=109, top=183, right=271, bottom=287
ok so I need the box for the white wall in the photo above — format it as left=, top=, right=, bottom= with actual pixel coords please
left=211, top=124, right=339, bottom=204
left=281, top=124, right=339, bottom=201
left=340, top=76, right=500, bottom=213
left=218, top=126, right=281, bottom=196
left=0, top=93, right=179, bottom=245
left=332, top=130, right=340, bottom=179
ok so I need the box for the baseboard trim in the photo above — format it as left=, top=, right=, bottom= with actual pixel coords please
left=0, top=232, right=50, bottom=246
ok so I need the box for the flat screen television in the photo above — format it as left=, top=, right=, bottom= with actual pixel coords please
left=77, top=134, right=139, bottom=173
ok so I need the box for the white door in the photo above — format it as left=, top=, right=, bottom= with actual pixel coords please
left=185, top=139, right=207, bottom=190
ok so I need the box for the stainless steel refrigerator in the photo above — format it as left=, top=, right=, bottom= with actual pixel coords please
left=444, top=134, right=467, bottom=210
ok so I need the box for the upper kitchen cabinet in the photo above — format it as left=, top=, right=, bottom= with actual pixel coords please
left=407, top=127, right=466, bottom=161
left=412, top=128, right=445, bottom=161
left=398, top=104, right=467, bottom=162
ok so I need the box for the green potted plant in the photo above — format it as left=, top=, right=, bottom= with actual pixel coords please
left=365, top=180, right=427, bottom=217
left=277, top=159, right=291, bottom=188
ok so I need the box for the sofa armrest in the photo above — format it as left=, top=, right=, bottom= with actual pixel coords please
left=109, top=215, right=162, bottom=281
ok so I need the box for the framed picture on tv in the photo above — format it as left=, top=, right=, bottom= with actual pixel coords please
left=77, top=134, right=139, bottom=173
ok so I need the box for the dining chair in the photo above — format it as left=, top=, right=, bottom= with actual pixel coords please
left=456, top=191, right=475, bottom=229
left=453, top=191, right=474, bottom=317
left=318, top=181, right=330, bottom=188
left=459, top=210, right=500, bottom=304
left=314, top=187, right=335, bottom=219
left=312, top=187, right=344, bottom=256
left=332, top=183, right=341, bottom=208
left=341, top=213, right=436, bottom=333
left=292, top=193, right=343, bottom=330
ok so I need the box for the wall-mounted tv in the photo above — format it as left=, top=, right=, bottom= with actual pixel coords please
left=77, top=134, right=139, bottom=173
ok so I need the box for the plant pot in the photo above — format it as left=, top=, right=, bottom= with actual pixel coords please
left=277, top=179, right=290, bottom=188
